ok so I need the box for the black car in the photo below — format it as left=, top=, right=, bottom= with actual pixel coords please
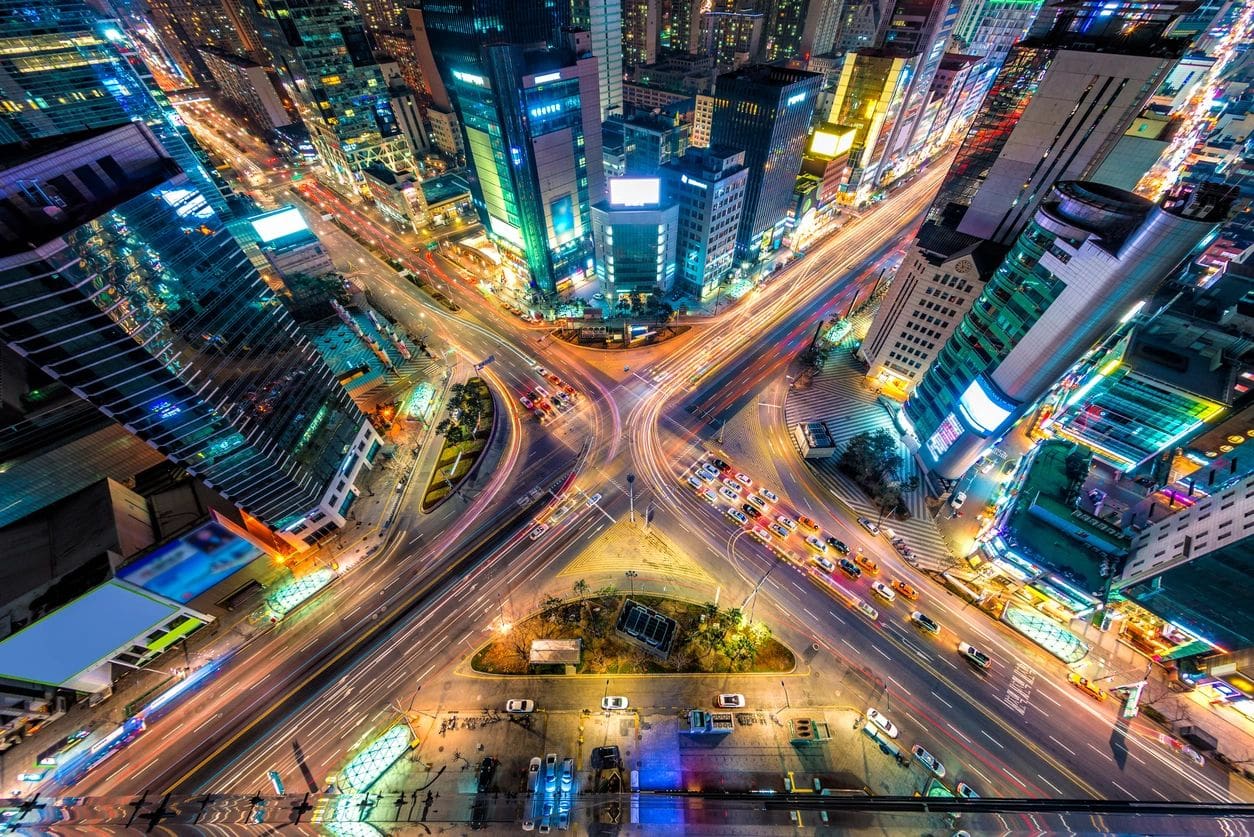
left=741, top=503, right=761, bottom=518
left=591, top=745, right=621, bottom=770
left=710, top=457, right=730, bottom=471
left=826, top=537, right=850, bottom=554
left=838, top=558, right=861, bottom=578
left=476, top=757, right=497, bottom=792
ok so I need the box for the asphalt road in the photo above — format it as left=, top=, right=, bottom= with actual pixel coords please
left=61, top=106, right=1253, bottom=817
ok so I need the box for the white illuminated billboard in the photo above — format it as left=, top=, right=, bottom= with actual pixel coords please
left=958, top=377, right=1014, bottom=435
left=609, top=177, right=660, bottom=207
left=249, top=206, right=310, bottom=242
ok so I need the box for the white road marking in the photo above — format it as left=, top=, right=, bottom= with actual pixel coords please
left=1000, top=768, right=1027, bottom=789
left=828, top=610, right=846, bottom=624
left=1047, top=735, right=1076, bottom=756
left=981, top=730, right=1004, bottom=749
left=1152, top=788, right=1170, bottom=801
left=1085, top=743, right=1112, bottom=761
left=1037, top=773, right=1063, bottom=794
left=1111, top=780, right=1133, bottom=798
left=888, top=677, right=911, bottom=695
left=930, top=692, right=953, bottom=709
left=946, top=722, right=971, bottom=744
left=872, top=645, right=891, bottom=661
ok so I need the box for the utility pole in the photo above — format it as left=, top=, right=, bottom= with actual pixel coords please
left=627, top=474, right=635, bottom=522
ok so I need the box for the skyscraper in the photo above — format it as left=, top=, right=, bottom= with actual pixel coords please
left=448, top=34, right=604, bottom=297
left=928, top=0, right=1196, bottom=244
left=572, top=0, right=624, bottom=118
left=0, top=122, right=379, bottom=547
left=826, top=48, right=917, bottom=203
left=709, top=65, right=821, bottom=259
left=592, top=178, right=680, bottom=297
left=764, top=0, right=842, bottom=61
left=660, top=146, right=749, bottom=298
left=623, top=0, right=661, bottom=68
left=250, top=0, right=413, bottom=186
left=905, top=180, right=1234, bottom=480
left=143, top=0, right=263, bottom=84
left=876, top=0, right=961, bottom=167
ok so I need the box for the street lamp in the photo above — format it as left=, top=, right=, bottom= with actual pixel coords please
left=625, top=570, right=638, bottom=598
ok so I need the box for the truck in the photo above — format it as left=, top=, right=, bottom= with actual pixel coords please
left=1177, top=724, right=1218, bottom=753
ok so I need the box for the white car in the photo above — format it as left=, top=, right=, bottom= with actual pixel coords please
left=721, top=478, right=742, bottom=493
left=776, top=515, right=797, bottom=531
left=760, top=488, right=779, bottom=503
left=866, top=708, right=898, bottom=738
left=951, top=491, right=966, bottom=510
left=726, top=508, right=748, bottom=525
left=814, top=556, right=835, bottom=573
left=699, top=489, right=718, bottom=504
left=734, top=472, right=752, bottom=486
left=805, top=535, right=827, bottom=553
left=912, top=744, right=946, bottom=778
left=687, top=475, right=703, bottom=489
left=858, top=517, right=880, bottom=535
left=697, top=466, right=719, bottom=481
left=715, top=693, right=745, bottom=708
left=506, top=699, right=535, bottom=713
left=586, top=492, right=602, bottom=505
left=745, top=494, right=768, bottom=510
left=719, top=486, right=740, bottom=502
left=528, top=524, right=549, bottom=540
left=602, top=696, right=629, bottom=710
left=958, top=642, right=991, bottom=670
left=870, top=581, right=896, bottom=602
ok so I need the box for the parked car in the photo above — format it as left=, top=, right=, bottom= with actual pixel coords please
left=602, top=696, right=629, bottom=710
left=951, top=491, right=966, bottom=510
left=866, top=708, right=898, bottom=738
left=716, top=693, right=745, bottom=708
left=912, top=744, right=946, bottom=778
left=1067, top=673, right=1108, bottom=701
left=506, top=699, right=535, bottom=713
left=956, top=782, right=979, bottom=799
left=858, top=517, right=880, bottom=535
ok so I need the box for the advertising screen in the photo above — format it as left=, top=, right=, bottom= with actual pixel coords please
left=958, top=377, right=1015, bottom=434
left=117, top=521, right=263, bottom=603
left=249, top=206, right=309, bottom=242
left=609, top=177, right=660, bottom=207
left=0, top=582, right=180, bottom=687
left=810, top=128, right=854, bottom=158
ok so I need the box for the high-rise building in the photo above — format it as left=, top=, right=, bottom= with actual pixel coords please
left=709, top=65, right=821, bottom=259
left=906, top=180, right=1234, bottom=480
left=876, top=0, right=961, bottom=168
left=696, top=11, right=766, bottom=72
left=826, top=48, right=918, bottom=203
left=592, top=178, right=680, bottom=297
left=198, top=48, right=292, bottom=131
left=623, top=112, right=690, bottom=175
left=623, top=0, right=661, bottom=68
left=953, top=0, right=1044, bottom=61
left=833, top=0, right=893, bottom=53
left=572, top=0, right=624, bottom=118
left=928, top=0, right=1196, bottom=244
left=143, top=0, right=263, bottom=84
left=449, top=34, right=604, bottom=297
left=660, top=146, right=749, bottom=298
left=250, top=0, right=413, bottom=186
left=764, top=0, right=842, bottom=61
left=909, top=52, right=980, bottom=159
left=0, top=122, right=379, bottom=548
left=859, top=221, right=1005, bottom=396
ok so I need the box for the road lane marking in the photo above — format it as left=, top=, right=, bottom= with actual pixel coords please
left=841, top=639, right=857, bottom=652
left=946, top=722, right=971, bottom=744
left=872, top=645, right=891, bottom=661
left=1047, top=735, right=1076, bottom=756
left=980, top=730, right=1004, bottom=749
left=1152, top=788, right=1169, bottom=801
left=888, top=677, right=911, bottom=695
left=802, top=607, right=818, bottom=620
left=1085, top=743, right=1112, bottom=761
left=930, top=692, right=953, bottom=709
left=1111, top=780, right=1133, bottom=798
left=1037, top=773, right=1063, bottom=794
left=969, top=765, right=993, bottom=785
left=828, top=610, right=846, bottom=624
left=1038, top=689, right=1063, bottom=708
left=1000, top=767, right=1027, bottom=789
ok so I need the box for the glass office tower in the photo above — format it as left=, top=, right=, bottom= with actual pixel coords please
left=0, top=123, right=378, bottom=547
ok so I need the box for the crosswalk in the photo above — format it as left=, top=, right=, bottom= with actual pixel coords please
left=783, top=344, right=957, bottom=573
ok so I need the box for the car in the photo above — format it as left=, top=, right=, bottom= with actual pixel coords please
left=740, top=503, right=761, bottom=518
left=798, top=515, right=819, bottom=531
left=586, top=492, right=602, bottom=506
left=760, top=488, right=779, bottom=503
left=976, top=456, right=995, bottom=474
left=891, top=539, right=912, bottom=556
left=956, top=782, right=979, bottom=799
left=770, top=523, right=790, bottom=539
left=858, top=517, right=880, bottom=535
left=958, top=642, right=991, bottom=671
left=710, top=457, right=730, bottom=471
left=911, top=745, right=946, bottom=778
left=910, top=611, right=941, bottom=635
left=726, top=508, right=748, bottom=525
left=1067, top=673, right=1108, bottom=701
left=592, top=292, right=605, bottom=301
left=477, top=757, right=497, bottom=792
left=602, top=696, right=629, bottom=710
left=528, top=757, right=542, bottom=791
left=839, top=558, right=862, bottom=578
left=520, top=395, right=534, bottom=409
left=866, top=708, right=898, bottom=738
left=951, top=491, right=966, bottom=510
left=746, top=494, right=768, bottom=510
left=826, top=537, right=850, bottom=554
left=814, top=556, right=836, bottom=573
left=880, top=526, right=898, bottom=542
left=562, top=384, right=578, bottom=397
left=697, top=466, right=718, bottom=482
left=853, top=552, right=879, bottom=574
left=750, top=527, right=771, bottom=543
left=715, top=693, right=745, bottom=708
left=529, top=524, right=549, bottom=541
left=687, top=475, right=703, bottom=489
left=560, top=758, right=574, bottom=793
left=870, top=581, right=896, bottom=602
left=719, top=486, right=740, bottom=502
left=854, top=599, right=879, bottom=621
left=534, top=385, right=550, bottom=398
left=1001, top=458, right=1019, bottom=476
left=699, top=489, right=718, bottom=504
left=721, top=478, right=743, bottom=493
left=891, top=580, right=919, bottom=600
left=506, top=699, right=535, bottom=713
left=776, top=515, right=798, bottom=531
left=735, top=472, right=753, bottom=486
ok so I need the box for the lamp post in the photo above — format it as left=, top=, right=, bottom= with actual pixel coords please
left=627, top=474, right=635, bottom=522
left=625, top=570, right=638, bottom=598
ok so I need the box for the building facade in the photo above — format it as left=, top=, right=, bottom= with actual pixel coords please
left=709, top=65, right=822, bottom=260
left=250, top=0, right=413, bottom=186
left=623, top=0, right=661, bottom=68
left=0, top=123, right=378, bottom=548
left=591, top=182, right=680, bottom=296
left=198, top=48, right=292, bottom=131
left=876, top=0, right=961, bottom=169
left=826, top=49, right=918, bottom=204
left=572, top=0, right=624, bottom=119
left=659, top=146, right=749, bottom=298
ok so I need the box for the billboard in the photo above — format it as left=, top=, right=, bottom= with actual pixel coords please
left=249, top=206, right=309, bottom=242
left=117, top=521, right=263, bottom=603
left=0, top=582, right=180, bottom=688
left=609, top=177, right=660, bottom=207
left=958, top=377, right=1016, bottom=435
left=810, top=127, right=854, bottom=158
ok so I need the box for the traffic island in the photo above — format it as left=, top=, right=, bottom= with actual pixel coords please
left=421, top=377, right=494, bottom=512
left=470, top=591, right=795, bottom=675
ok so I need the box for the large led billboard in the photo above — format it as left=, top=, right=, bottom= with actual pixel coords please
left=249, top=206, right=310, bottom=242
left=609, top=177, right=660, bottom=207
left=117, top=521, right=263, bottom=603
left=0, top=582, right=180, bottom=687
left=958, top=377, right=1015, bottom=435
left=810, top=126, right=854, bottom=158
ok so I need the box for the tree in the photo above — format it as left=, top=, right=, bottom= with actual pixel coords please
left=435, top=417, right=465, bottom=443
left=540, top=594, right=565, bottom=622
left=571, top=579, right=590, bottom=599
left=839, top=429, right=901, bottom=486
